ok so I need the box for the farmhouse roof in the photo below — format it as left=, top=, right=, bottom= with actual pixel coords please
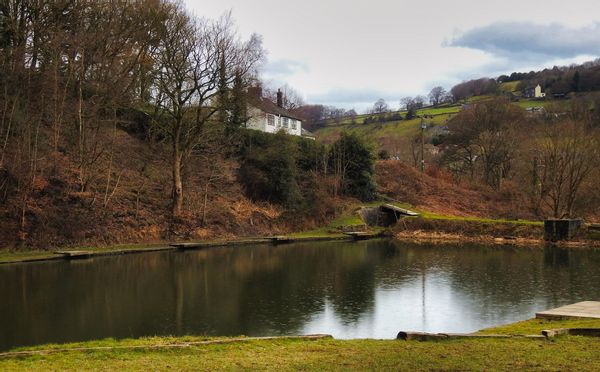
left=248, top=96, right=304, bottom=121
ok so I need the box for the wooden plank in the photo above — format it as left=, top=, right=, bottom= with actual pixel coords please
left=53, top=246, right=175, bottom=259
left=171, top=239, right=273, bottom=250
left=536, top=301, right=600, bottom=320
left=396, top=331, right=544, bottom=341
left=344, top=231, right=383, bottom=240
left=53, top=251, right=93, bottom=259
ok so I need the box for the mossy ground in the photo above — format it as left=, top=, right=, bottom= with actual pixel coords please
left=2, top=321, right=600, bottom=371
left=0, top=243, right=170, bottom=264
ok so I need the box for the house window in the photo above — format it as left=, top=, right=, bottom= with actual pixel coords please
left=283, top=117, right=289, bottom=128
left=267, top=114, right=275, bottom=126
left=291, top=119, right=297, bottom=130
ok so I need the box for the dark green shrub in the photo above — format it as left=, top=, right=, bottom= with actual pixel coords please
left=329, top=132, right=376, bottom=201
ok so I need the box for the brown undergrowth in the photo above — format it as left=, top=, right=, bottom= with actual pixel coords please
left=392, top=218, right=600, bottom=248
left=376, top=160, right=535, bottom=220
left=0, top=125, right=349, bottom=250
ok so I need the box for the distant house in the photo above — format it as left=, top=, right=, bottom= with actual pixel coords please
left=523, top=84, right=546, bottom=99
left=246, top=87, right=304, bottom=137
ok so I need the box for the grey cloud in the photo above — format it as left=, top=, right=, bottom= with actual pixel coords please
left=448, top=22, right=600, bottom=61
left=263, top=59, right=309, bottom=78
left=310, top=88, right=407, bottom=110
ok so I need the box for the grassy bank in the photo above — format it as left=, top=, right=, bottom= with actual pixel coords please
left=0, top=243, right=172, bottom=264
left=2, top=318, right=600, bottom=370
left=3, top=199, right=597, bottom=265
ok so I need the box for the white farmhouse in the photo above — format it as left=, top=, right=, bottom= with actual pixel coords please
left=534, top=84, right=546, bottom=98
left=246, top=88, right=303, bottom=137
left=523, top=84, right=546, bottom=98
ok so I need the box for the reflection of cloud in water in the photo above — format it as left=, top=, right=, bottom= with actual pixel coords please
left=3, top=240, right=600, bottom=350
left=302, top=243, right=600, bottom=338
left=304, top=272, right=517, bottom=338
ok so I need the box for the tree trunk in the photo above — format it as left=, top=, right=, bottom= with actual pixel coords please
left=78, top=59, right=85, bottom=192
left=172, top=144, right=183, bottom=216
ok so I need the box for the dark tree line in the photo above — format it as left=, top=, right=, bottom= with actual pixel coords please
left=0, top=0, right=264, bottom=243
left=499, top=59, right=600, bottom=96
left=450, top=78, right=497, bottom=101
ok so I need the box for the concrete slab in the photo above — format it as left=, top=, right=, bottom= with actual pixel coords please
left=536, top=301, right=600, bottom=319
left=381, top=204, right=420, bottom=217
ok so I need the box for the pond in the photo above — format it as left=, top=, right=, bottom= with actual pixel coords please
left=2, top=239, right=600, bottom=351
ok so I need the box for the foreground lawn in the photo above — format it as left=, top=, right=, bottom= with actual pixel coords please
left=2, top=334, right=600, bottom=371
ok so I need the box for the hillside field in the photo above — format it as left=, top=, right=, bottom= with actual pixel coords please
left=314, top=93, right=577, bottom=150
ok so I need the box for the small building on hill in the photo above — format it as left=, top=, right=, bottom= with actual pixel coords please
left=523, top=84, right=546, bottom=99
left=246, top=87, right=303, bottom=137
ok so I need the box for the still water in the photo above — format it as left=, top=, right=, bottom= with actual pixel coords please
left=2, top=239, right=600, bottom=350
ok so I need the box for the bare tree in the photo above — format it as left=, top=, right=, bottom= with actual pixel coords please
left=400, top=97, right=419, bottom=119
left=150, top=8, right=263, bottom=215
left=538, top=121, right=599, bottom=218
left=445, top=98, right=524, bottom=188
left=292, top=104, right=325, bottom=131
left=428, top=86, right=447, bottom=106
left=371, top=98, right=389, bottom=114
left=414, top=95, right=426, bottom=108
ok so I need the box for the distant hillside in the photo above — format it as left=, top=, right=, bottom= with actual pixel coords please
left=312, top=93, right=577, bottom=154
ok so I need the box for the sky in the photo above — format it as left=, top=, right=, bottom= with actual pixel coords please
left=185, top=0, right=600, bottom=111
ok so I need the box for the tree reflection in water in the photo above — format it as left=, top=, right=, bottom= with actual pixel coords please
left=2, top=239, right=600, bottom=350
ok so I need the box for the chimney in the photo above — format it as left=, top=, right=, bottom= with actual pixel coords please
left=276, top=89, right=283, bottom=108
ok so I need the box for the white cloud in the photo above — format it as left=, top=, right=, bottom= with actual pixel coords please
left=185, top=0, right=600, bottom=110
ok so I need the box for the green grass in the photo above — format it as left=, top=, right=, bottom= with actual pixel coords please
left=0, top=250, right=58, bottom=264
left=382, top=200, right=542, bottom=226
left=315, top=114, right=454, bottom=144
left=416, top=105, right=461, bottom=116
left=290, top=198, right=543, bottom=242
left=499, top=81, right=521, bottom=92
left=328, top=213, right=364, bottom=228
left=315, top=94, right=578, bottom=148
left=2, top=333, right=600, bottom=370
left=586, top=230, right=600, bottom=241
left=289, top=205, right=366, bottom=238
left=478, top=318, right=600, bottom=335
left=322, top=106, right=461, bottom=127
left=0, top=243, right=170, bottom=264
left=515, top=99, right=570, bottom=109
left=416, top=211, right=542, bottom=226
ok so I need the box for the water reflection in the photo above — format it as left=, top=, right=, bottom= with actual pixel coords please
left=1, top=239, right=600, bottom=350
